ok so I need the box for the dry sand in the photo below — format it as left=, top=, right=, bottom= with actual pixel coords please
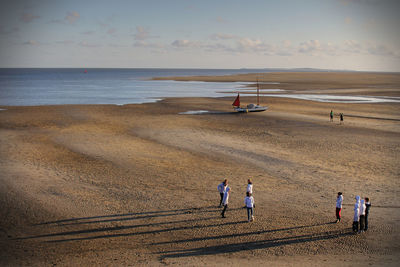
left=0, top=72, right=399, bottom=266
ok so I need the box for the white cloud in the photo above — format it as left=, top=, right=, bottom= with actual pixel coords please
left=298, top=40, right=322, bottom=54
left=20, top=13, right=40, bottom=23
left=235, top=38, right=274, bottom=54
left=210, top=33, right=238, bottom=40
left=342, top=40, right=399, bottom=57
left=65, top=11, right=80, bottom=24
left=133, top=26, right=158, bottom=40
left=366, top=43, right=399, bottom=57
left=171, top=39, right=201, bottom=48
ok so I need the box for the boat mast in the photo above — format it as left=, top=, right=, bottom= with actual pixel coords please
left=256, top=78, right=260, bottom=106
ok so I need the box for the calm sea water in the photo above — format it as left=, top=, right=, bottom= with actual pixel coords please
left=1, top=68, right=399, bottom=106
left=0, top=68, right=266, bottom=106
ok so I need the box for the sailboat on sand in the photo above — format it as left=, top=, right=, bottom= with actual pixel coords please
left=232, top=80, right=268, bottom=112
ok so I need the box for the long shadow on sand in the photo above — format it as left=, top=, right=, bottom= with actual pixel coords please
left=19, top=206, right=244, bottom=242
left=152, top=222, right=335, bottom=245
left=157, top=230, right=353, bottom=260
left=44, top=220, right=248, bottom=243
left=19, top=216, right=219, bottom=240
left=35, top=206, right=226, bottom=226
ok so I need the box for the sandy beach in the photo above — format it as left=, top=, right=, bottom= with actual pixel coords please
left=1, top=72, right=399, bottom=266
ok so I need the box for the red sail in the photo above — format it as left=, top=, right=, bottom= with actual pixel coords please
left=232, top=94, right=240, bottom=107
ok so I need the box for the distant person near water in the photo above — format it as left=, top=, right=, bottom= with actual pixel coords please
left=353, top=195, right=361, bottom=233
left=221, top=185, right=230, bottom=218
left=217, top=179, right=227, bottom=207
left=330, top=110, right=334, bottom=122
left=244, top=192, right=255, bottom=222
left=340, top=113, right=344, bottom=124
left=365, top=197, right=371, bottom=231
left=336, top=192, right=343, bottom=223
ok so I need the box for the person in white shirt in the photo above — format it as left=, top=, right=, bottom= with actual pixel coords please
left=217, top=179, right=227, bottom=207
left=353, top=195, right=361, bottom=233
left=246, top=179, right=253, bottom=194
left=244, top=192, right=255, bottom=222
left=221, top=186, right=230, bottom=218
left=243, top=179, right=254, bottom=208
left=359, top=199, right=366, bottom=232
left=335, top=192, right=343, bottom=223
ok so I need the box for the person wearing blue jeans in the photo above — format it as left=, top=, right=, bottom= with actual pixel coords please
left=244, top=192, right=255, bottom=222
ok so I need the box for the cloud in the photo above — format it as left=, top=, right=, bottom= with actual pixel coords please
left=342, top=40, right=399, bottom=57
left=134, top=40, right=164, bottom=49
left=20, top=13, right=40, bottom=23
left=171, top=39, right=201, bottom=48
left=235, top=38, right=274, bottom=54
left=133, top=26, right=158, bottom=40
left=22, top=40, right=38, bottom=45
left=298, top=40, right=322, bottom=54
left=79, top=41, right=100, bottom=48
left=48, top=11, right=80, bottom=25
left=366, top=43, right=399, bottom=57
left=210, top=33, right=238, bottom=40
left=65, top=11, right=80, bottom=24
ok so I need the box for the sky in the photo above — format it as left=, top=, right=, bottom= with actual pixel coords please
left=0, top=0, right=399, bottom=71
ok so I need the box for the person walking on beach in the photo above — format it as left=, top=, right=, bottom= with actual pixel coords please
left=243, top=179, right=254, bottom=208
left=221, top=185, right=230, bottom=218
left=353, top=195, right=361, bottom=233
left=359, top=198, right=366, bottom=233
left=330, top=110, right=334, bottom=122
left=217, top=179, right=227, bottom=207
left=244, top=192, right=255, bottom=222
left=335, top=192, right=343, bottom=223
left=365, top=197, right=371, bottom=231
left=247, top=179, right=253, bottom=194
left=340, top=113, right=344, bottom=124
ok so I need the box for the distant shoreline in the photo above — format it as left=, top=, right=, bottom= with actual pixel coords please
left=1, top=67, right=399, bottom=74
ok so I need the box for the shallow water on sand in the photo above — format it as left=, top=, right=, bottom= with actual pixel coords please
left=1, top=68, right=398, bottom=106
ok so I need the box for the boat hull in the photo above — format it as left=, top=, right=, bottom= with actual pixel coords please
left=234, top=106, right=268, bottom=113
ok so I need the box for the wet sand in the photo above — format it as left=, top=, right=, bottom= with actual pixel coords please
left=1, top=72, right=400, bottom=266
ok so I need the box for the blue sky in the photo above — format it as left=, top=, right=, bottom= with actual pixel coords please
left=0, top=0, right=399, bottom=71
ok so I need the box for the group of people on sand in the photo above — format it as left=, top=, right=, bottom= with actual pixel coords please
left=336, top=192, right=371, bottom=233
left=217, top=179, right=255, bottom=222
left=330, top=110, right=344, bottom=124
left=217, top=180, right=372, bottom=230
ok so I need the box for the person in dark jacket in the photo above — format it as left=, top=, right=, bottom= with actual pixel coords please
left=365, top=197, right=371, bottom=231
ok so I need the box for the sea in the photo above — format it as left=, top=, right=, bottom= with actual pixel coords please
left=0, top=68, right=399, bottom=106
left=0, top=68, right=264, bottom=106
